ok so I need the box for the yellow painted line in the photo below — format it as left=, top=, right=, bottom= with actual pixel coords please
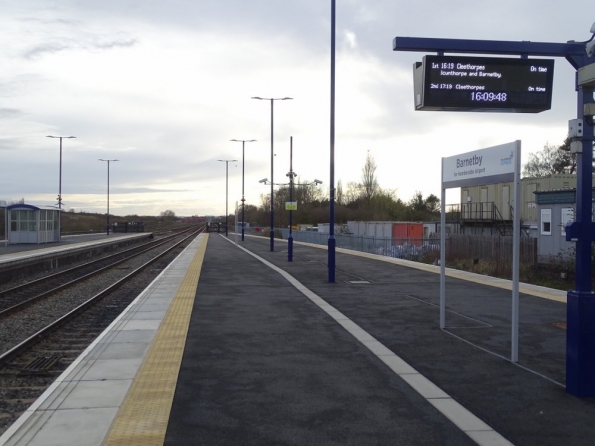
left=260, top=236, right=567, bottom=303
left=103, top=234, right=209, bottom=446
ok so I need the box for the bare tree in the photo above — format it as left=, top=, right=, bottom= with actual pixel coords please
left=336, top=179, right=344, bottom=205
left=344, top=181, right=362, bottom=204
left=362, top=151, right=379, bottom=201
left=523, top=138, right=577, bottom=177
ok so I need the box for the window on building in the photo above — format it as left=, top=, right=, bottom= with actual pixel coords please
left=541, top=209, right=552, bottom=235
left=11, top=209, right=37, bottom=232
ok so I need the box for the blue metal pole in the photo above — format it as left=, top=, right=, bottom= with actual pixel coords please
left=225, top=160, right=229, bottom=237
left=328, top=0, right=336, bottom=282
left=566, top=84, right=595, bottom=397
left=242, top=142, right=245, bottom=241
left=106, top=160, right=110, bottom=235
left=270, top=99, right=275, bottom=251
left=288, top=136, right=294, bottom=262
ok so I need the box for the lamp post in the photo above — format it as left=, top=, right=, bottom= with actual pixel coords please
left=259, top=171, right=322, bottom=262
left=287, top=137, right=297, bottom=261
left=46, top=135, right=76, bottom=209
left=328, top=0, right=337, bottom=282
left=98, top=159, right=118, bottom=235
left=230, top=139, right=256, bottom=241
left=251, top=96, right=293, bottom=251
left=218, top=159, right=237, bottom=237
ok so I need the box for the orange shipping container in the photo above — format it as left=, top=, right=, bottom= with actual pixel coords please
left=392, top=223, right=423, bottom=247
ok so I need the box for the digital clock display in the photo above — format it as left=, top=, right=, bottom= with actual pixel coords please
left=413, top=55, right=555, bottom=113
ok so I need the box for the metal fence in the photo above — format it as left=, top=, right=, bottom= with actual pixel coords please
left=447, top=233, right=537, bottom=264
left=272, top=229, right=537, bottom=265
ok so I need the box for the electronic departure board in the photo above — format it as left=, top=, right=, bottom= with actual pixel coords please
left=413, top=55, right=555, bottom=113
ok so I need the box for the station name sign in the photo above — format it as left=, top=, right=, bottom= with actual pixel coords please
left=413, top=55, right=554, bottom=113
left=442, top=141, right=519, bottom=189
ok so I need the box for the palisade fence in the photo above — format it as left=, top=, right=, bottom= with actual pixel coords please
left=273, top=229, right=537, bottom=265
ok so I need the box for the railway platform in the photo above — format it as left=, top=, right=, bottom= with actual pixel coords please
left=0, top=233, right=153, bottom=282
left=1, top=232, right=594, bottom=445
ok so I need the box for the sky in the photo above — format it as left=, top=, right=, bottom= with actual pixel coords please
left=0, top=1, right=593, bottom=217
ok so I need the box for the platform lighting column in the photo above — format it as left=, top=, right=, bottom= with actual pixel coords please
left=218, top=159, right=237, bottom=237
left=251, top=96, right=293, bottom=251
left=328, top=0, right=336, bottom=282
left=99, top=159, right=118, bottom=235
left=287, top=136, right=296, bottom=262
left=230, top=139, right=256, bottom=241
left=46, top=135, right=76, bottom=209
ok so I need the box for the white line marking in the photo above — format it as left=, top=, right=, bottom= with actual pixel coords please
left=223, top=236, right=514, bottom=446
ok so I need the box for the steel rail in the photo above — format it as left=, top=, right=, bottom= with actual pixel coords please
left=0, top=227, right=204, bottom=366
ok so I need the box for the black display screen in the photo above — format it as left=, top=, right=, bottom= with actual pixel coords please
left=418, top=55, right=555, bottom=113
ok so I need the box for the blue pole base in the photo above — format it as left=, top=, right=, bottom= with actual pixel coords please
left=241, top=228, right=245, bottom=242
left=270, top=230, right=274, bottom=252
left=566, top=290, right=595, bottom=397
left=328, top=236, right=336, bottom=283
left=288, top=234, right=293, bottom=262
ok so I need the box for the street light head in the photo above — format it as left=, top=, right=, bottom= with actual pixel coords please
left=282, top=97, right=293, bottom=100
left=251, top=96, right=263, bottom=100
left=314, top=179, right=323, bottom=184
left=259, top=178, right=268, bottom=183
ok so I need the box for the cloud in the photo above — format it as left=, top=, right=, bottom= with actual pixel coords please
left=0, top=137, right=22, bottom=150
left=22, top=37, right=137, bottom=59
left=344, top=30, right=357, bottom=49
left=0, top=108, right=22, bottom=118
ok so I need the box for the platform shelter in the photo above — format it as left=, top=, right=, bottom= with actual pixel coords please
left=7, top=204, right=61, bottom=244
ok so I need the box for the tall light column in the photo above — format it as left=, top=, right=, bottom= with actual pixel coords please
left=251, top=96, right=293, bottom=251
left=218, top=159, right=237, bottom=237
left=99, top=159, right=118, bottom=235
left=328, top=0, right=337, bottom=283
left=230, top=139, right=256, bottom=241
left=46, top=135, right=76, bottom=209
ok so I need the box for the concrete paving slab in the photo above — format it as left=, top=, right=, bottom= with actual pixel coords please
left=120, top=319, right=162, bottom=330
left=80, top=357, right=144, bottom=381
left=96, top=341, right=151, bottom=360
left=57, top=379, right=133, bottom=409
left=24, top=408, right=119, bottom=446
left=97, top=329, right=157, bottom=344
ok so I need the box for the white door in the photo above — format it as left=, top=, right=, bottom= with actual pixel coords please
left=502, top=185, right=510, bottom=220
left=480, top=188, right=488, bottom=219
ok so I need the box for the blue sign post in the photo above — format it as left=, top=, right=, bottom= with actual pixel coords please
left=394, top=33, right=595, bottom=397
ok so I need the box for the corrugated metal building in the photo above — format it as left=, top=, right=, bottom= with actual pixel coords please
left=532, top=188, right=592, bottom=261
left=457, top=174, right=595, bottom=235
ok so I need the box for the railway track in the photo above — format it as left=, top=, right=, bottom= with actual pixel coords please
left=0, top=226, right=205, bottom=434
left=0, top=226, right=197, bottom=317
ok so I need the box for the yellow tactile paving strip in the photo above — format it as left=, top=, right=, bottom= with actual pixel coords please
left=103, top=234, right=208, bottom=446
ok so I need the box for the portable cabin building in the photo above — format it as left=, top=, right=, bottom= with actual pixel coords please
left=7, top=204, right=61, bottom=244
left=533, top=188, right=592, bottom=261
left=458, top=174, right=595, bottom=236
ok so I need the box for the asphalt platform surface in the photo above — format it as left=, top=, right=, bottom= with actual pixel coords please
left=165, top=234, right=595, bottom=445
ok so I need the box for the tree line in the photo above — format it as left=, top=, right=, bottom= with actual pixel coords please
left=228, top=137, right=590, bottom=228
left=241, top=152, right=440, bottom=228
